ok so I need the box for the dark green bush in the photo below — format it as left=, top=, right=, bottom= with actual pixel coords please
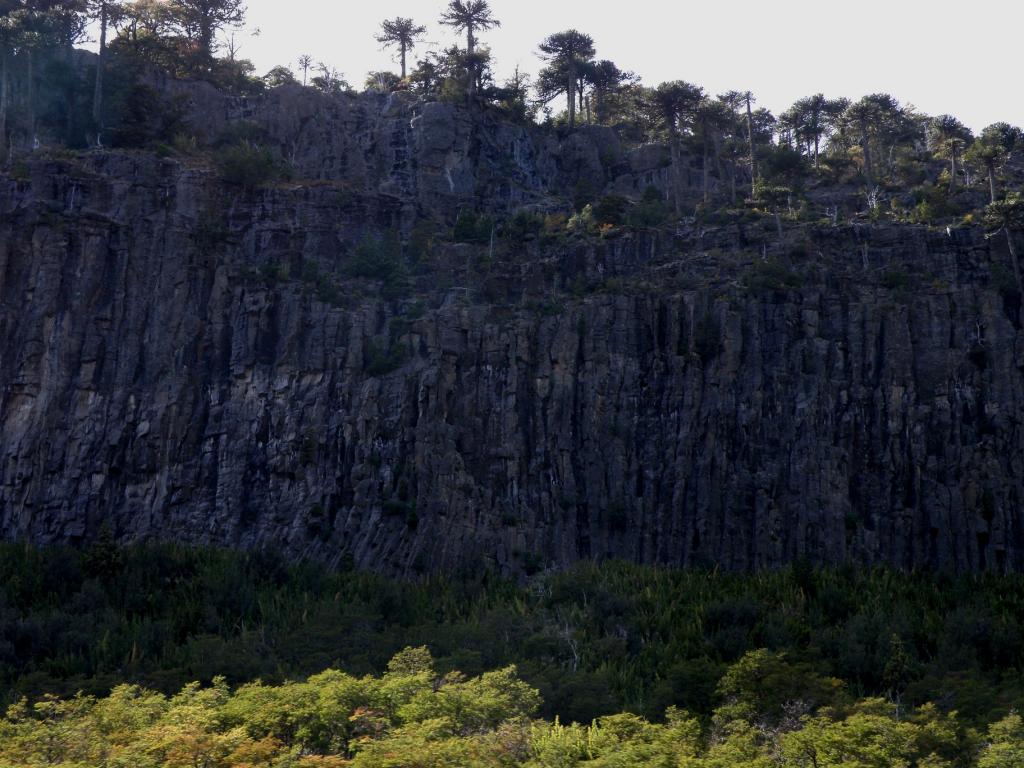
left=627, top=186, right=669, bottom=228
left=504, top=210, right=545, bottom=242
left=594, top=195, right=629, bottom=226
left=218, top=143, right=282, bottom=187
left=346, top=233, right=408, bottom=292
left=454, top=209, right=495, bottom=243
left=364, top=339, right=408, bottom=376
left=743, top=259, right=804, bottom=292
left=3, top=544, right=1024, bottom=729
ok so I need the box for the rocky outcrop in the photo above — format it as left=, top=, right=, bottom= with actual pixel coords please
left=2, top=91, right=1024, bottom=575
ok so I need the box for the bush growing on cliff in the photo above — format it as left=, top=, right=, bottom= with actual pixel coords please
left=453, top=208, right=495, bottom=243
left=346, top=232, right=409, bottom=296
left=217, top=142, right=283, bottom=187
left=626, top=186, right=669, bottom=228
left=504, top=209, right=545, bottom=242
left=594, top=194, right=629, bottom=226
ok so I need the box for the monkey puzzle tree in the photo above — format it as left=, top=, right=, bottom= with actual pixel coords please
left=651, top=80, right=703, bottom=213
left=983, top=192, right=1024, bottom=295
left=929, top=114, right=973, bottom=194
left=783, top=93, right=834, bottom=168
left=720, top=89, right=762, bottom=189
left=966, top=123, right=1023, bottom=203
left=652, top=80, right=703, bottom=139
left=843, top=93, right=907, bottom=187
left=112, top=0, right=175, bottom=45
left=582, top=59, right=632, bottom=125
left=439, top=0, right=498, bottom=56
left=438, top=0, right=497, bottom=95
left=170, top=0, right=245, bottom=60
left=536, top=29, right=595, bottom=130
left=694, top=97, right=734, bottom=204
left=89, top=0, right=122, bottom=131
left=296, top=53, right=312, bottom=86
left=376, top=17, right=426, bottom=80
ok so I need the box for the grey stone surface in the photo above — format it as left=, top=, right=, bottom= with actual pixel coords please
left=2, top=91, right=1023, bottom=575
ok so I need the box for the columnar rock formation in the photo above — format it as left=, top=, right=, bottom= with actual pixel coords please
left=1, top=86, right=1022, bottom=574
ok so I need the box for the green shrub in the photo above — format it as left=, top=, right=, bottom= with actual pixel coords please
left=407, top=220, right=437, bottom=263
left=908, top=183, right=953, bottom=223
left=346, top=233, right=407, bottom=289
left=454, top=209, right=495, bottom=243
left=743, top=259, right=804, bottom=292
left=365, top=339, right=408, bottom=377
left=594, top=195, right=629, bottom=226
left=627, top=186, right=669, bottom=228
left=567, top=204, right=597, bottom=235
left=504, top=210, right=544, bottom=242
left=218, top=142, right=282, bottom=187
left=215, top=120, right=265, bottom=147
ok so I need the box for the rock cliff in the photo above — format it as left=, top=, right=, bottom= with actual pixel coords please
left=2, top=87, right=1023, bottom=574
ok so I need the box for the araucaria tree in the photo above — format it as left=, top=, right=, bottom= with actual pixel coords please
left=983, top=193, right=1024, bottom=294
left=583, top=59, right=632, bottom=125
left=89, top=0, right=120, bottom=131
left=376, top=17, right=426, bottom=80
left=930, top=114, right=973, bottom=193
left=170, top=0, right=245, bottom=59
left=537, top=30, right=595, bottom=129
left=781, top=93, right=848, bottom=168
left=439, top=0, right=498, bottom=56
left=842, top=93, right=910, bottom=187
left=438, top=1, right=498, bottom=94
left=967, top=123, right=1022, bottom=203
left=653, top=80, right=703, bottom=213
left=297, top=53, right=312, bottom=86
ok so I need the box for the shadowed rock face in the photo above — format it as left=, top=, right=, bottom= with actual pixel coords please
left=2, top=89, right=1024, bottom=575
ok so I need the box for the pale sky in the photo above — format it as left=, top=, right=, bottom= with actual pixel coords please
left=110, top=0, right=1024, bottom=132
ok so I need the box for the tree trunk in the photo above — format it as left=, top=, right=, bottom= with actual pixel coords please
left=713, top=133, right=724, bottom=192
left=702, top=130, right=710, bottom=204
left=814, top=134, right=820, bottom=169
left=949, top=146, right=958, bottom=194
left=26, top=47, right=35, bottom=147
left=859, top=120, right=873, bottom=185
left=988, top=161, right=997, bottom=204
left=93, top=1, right=108, bottom=129
left=567, top=67, right=576, bottom=129
left=466, top=26, right=476, bottom=95
left=670, top=134, right=682, bottom=217
left=0, top=51, right=7, bottom=148
left=1006, top=227, right=1023, bottom=297
left=745, top=93, right=757, bottom=189
left=400, top=43, right=407, bottom=79
left=200, top=23, right=213, bottom=59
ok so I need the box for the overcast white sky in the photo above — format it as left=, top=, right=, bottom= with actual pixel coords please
left=155, top=0, right=1024, bottom=131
